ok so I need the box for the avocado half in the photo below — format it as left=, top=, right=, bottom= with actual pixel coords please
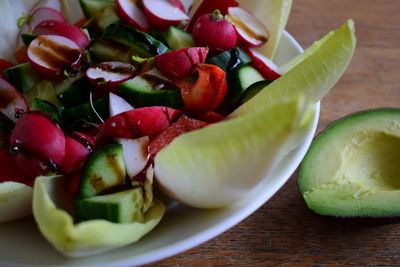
left=299, top=108, right=400, bottom=217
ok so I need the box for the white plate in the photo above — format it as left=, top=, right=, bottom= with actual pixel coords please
left=0, top=31, right=319, bottom=267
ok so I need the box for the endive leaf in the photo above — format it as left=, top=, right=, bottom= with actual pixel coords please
left=33, top=175, right=165, bottom=257
left=0, top=182, right=32, bottom=223
left=155, top=95, right=315, bottom=208
left=232, top=19, right=356, bottom=116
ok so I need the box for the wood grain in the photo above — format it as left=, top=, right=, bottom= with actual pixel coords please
left=146, top=1, right=400, bottom=266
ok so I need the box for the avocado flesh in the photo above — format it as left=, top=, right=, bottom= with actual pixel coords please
left=299, top=108, right=400, bottom=217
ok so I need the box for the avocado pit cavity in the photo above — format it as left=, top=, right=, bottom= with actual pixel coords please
left=342, top=131, right=400, bottom=191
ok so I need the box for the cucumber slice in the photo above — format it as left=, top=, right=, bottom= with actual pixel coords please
left=21, top=33, right=36, bottom=46
left=102, top=24, right=170, bottom=58
left=79, top=143, right=126, bottom=198
left=79, top=0, right=115, bottom=19
left=3, top=63, right=41, bottom=93
left=31, top=98, right=63, bottom=127
left=239, top=80, right=272, bottom=104
left=84, top=5, right=120, bottom=35
left=62, top=97, right=109, bottom=131
left=55, top=75, right=91, bottom=109
left=164, top=26, right=194, bottom=50
left=206, top=47, right=251, bottom=72
left=24, top=80, right=61, bottom=109
left=76, top=188, right=144, bottom=223
left=89, top=39, right=133, bottom=63
left=119, top=69, right=183, bottom=109
left=225, top=63, right=264, bottom=104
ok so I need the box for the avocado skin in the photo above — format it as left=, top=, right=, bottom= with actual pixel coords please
left=298, top=108, right=400, bottom=217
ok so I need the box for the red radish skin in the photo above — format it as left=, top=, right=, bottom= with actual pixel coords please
left=187, top=0, right=239, bottom=32
left=143, top=0, right=189, bottom=31
left=228, top=7, right=269, bottom=48
left=192, top=10, right=237, bottom=54
left=12, top=152, right=54, bottom=182
left=72, top=131, right=99, bottom=150
left=29, top=7, right=66, bottom=31
left=60, top=135, right=92, bottom=173
left=149, top=115, right=208, bottom=158
left=0, top=149, right=26, bottom=184
left=102, top=107, right=182, bottom=139
left=155, top=47, right=208, bottom=79
left=27, top=35, right=82, bottom=80
left=247, top=49, right=281, bottom=80
left=86, top=62, right=136, bottom=96
left=116, top=0, right=150, bottom=32
left=14, top=46, right=29, bottom=64
left=68, top=171, right=82, bottom=196
left=10, top=112, right=66, bottom=167
left=194, top=111, right=225, bottom=123
left=0, top=78, right=28, bottom=122
left=0, top=59, right=15, bottom=77
left=33, top=20, right=90, bottom=50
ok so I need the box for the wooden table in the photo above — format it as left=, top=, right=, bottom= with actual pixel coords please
left=148, top=0, right=400, bottom=265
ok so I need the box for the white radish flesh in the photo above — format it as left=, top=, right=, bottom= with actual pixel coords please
left=86, top=62, right=135, bottom=85
left=143, top=0, right=189, bottom=21
left=118, top=137, right=150, bottom=178
left=109, top=92, right=134, bottom=117
left=228, top=7, right=269, bottom=47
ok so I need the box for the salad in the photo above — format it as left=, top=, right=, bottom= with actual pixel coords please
left=0, top=0, right=356, bottom=259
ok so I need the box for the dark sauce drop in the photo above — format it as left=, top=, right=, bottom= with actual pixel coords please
left=227, top=49, right=243, bottom=72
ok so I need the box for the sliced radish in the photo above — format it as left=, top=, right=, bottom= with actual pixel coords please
left=155, top=47, right=208, bottom=79
left=29, top=7, right=65, bottom=30
left=27, top=35, right=82, bottom=80
left=143, top=0, right=189, bottom=31
left=247, top=49, right=281, bottom=80
left=33, top=20, right=90, bottom=50
left=16, top=1, right=63, bottom=47
left=10, top=112, right=66, bottom=168
left=60, top=134, right=93, bottom=174
left=118, top=137, right=150, bottom=178
left=0, top=78, right=28, bottom=122
left=116, top=0, right=150, bottom=32
left=102, top=107, right=182, bottom=139
left=227, top=7, right=269, bottom=48
left=168, top=0, right=186, bottom=13
left=86, top=62, right=136, bottom=96
left=109, top=92, right=134, bottom=117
